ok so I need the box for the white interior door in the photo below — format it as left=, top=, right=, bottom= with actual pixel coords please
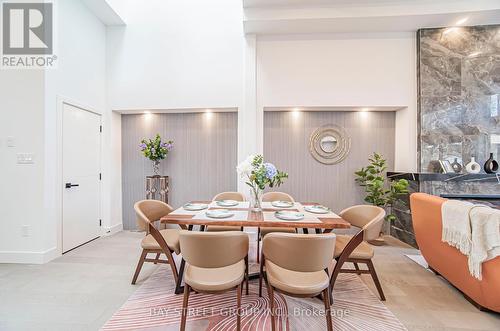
left=62, top=103, right=101, bottom=253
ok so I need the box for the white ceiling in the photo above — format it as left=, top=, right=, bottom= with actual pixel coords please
left=243, top=0, right=420, bottom=8
left=243, top=0, right=500, bottom=34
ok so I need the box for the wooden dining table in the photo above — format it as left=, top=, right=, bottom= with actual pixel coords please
left=161, top=201, right=350, bottom=294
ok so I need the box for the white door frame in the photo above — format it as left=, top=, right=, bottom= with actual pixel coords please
left=56, top=96, right=103, bottom=255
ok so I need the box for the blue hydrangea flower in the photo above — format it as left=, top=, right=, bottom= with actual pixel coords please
left=139, top=143, right=147, bottom=151
left=264, top=163, right=277, bottom=179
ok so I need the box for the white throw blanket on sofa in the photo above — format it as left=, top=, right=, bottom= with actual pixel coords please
left=441, top=200, right=474, bottom=255
left=442, top=200, right=500, bottom=279
left=468, top=206, right=500, bottom=279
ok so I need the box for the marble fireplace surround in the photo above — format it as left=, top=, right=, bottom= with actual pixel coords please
left=390, top=24, right=500, bottom=247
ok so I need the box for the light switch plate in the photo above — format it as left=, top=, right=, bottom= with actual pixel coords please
left=22, top=225, right=30, bottom=237
left=17, top=153, right=35, bottom=164
left=6, top=136, right=15, bottom=147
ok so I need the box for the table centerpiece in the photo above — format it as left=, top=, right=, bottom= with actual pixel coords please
left=237, top=154, right=288, bottom=211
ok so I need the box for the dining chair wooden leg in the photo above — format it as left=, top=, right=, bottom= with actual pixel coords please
left=167, top=253, right=179, bottom=286
left=236, top=283, right=242, bottom=331
left=180, top=284, right=191, bottom=331
left=256, top=228, right=261, bottom=263
left=131, top=250, right=148, bottom=285
left=323, top=288, right=333, bottom=331
left=153, top=252, right=161, bottom=264
left=259, top=255, right=265, bottom=297
left=175, top=259, right=186, bottom=295
left=245, top=256, right=249, bottom=295
left=353, top=262, right=361, bottom=275
left=267, top=282, right=276, bottom=331
left=367, top=259, right=386, bottom=301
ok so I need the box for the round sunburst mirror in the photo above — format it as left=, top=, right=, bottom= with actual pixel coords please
left=309, top=125, right=350, bottom=164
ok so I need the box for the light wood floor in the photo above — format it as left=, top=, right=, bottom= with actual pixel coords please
left=0, top=231, right=498, bottom=330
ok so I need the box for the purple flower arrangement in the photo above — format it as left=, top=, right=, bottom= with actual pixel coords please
left=140, top=134, right=173, bottom=161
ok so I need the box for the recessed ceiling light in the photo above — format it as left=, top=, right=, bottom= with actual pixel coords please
left=204, top=110, right=213, bottom=119
left=360, top=108, right=370, bottom=112
left=455, top=17, right=468, bottom=26
left=144, top=111, right=151, bottom=114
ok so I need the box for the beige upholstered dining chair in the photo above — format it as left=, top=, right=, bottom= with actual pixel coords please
left=132, top=200, right=181, bottom=285
left=257, top=192, right=297, bottom=262
left=178, top=230, right=249, bottom=331
left=260, top=233, right=336, bottom=331
left=329, top=205, right=386, bottom=300
left=206, top=192, right=246, bottom=232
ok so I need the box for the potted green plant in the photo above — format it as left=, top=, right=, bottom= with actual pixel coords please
left=355, top=152, right=409, bottom=244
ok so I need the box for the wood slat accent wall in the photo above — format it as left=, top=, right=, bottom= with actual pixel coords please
left=264, top=111, right=395, bottom=214
left=121, top=112, right=238, bottom=230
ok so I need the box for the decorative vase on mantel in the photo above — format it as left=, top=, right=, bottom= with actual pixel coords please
left=152, top=160, right=161, bottom=176
left=451, top=158, right=463, bottom=173
left=465, top=157, right=481, bottom=174
left=484, top=153, right=499, bottom=174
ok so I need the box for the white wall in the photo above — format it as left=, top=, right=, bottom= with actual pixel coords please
left=256, top=33, right=418, bottom=171
left=0, top=70, right=47, bottom=262
left=44, top=0, right=108, bottom=257
left=105, top=0, right=252, bottom=191
left=106, top=0, right=244, bottom=111
left=0, top=0, right=109, bottom=263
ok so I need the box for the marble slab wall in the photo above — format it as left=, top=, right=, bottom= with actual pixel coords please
left=418, top=25, right=500, bottom=172
left=390, top=25, right=500, bottom=247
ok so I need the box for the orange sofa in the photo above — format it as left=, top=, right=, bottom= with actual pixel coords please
left=410, top=193, right=500, bottom=312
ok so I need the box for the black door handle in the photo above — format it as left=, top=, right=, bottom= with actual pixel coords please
left=65, top=183, right=80, bottom=188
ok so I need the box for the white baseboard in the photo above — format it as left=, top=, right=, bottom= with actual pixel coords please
left=0, top=247, right=59, bottom=264
left=102, top=223, right=123, bottom=236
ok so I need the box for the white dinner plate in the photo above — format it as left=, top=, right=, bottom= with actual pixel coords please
left=206, top=210, right=235, bottom=219
left=304, top=205, right=330, bottom=214
left=183, top=203, right=208, bottom=211
left=216, top=200, right=239, bottom=207
left=271, top=200, right=294, bottom=208
left=275, top=211, right=304, bottom=221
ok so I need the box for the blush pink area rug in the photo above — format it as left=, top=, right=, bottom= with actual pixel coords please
left=102, top=266, right=406, bottom=331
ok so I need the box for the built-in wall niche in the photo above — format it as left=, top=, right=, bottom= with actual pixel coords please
left=263, top=110, right=395, bottom=214
left=121, top=111, right=238, bottom=230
